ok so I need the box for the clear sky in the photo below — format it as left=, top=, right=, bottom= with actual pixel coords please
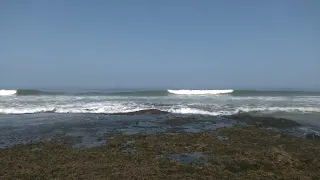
left=1, top=0, right=319, bottom=90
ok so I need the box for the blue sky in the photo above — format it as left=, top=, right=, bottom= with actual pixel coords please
left=1, top=0, right=319, bottom=89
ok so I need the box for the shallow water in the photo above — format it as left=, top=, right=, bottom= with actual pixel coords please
left=158, top=152, right=210, bottom=164
left=0, top=112, right=319, bottom=148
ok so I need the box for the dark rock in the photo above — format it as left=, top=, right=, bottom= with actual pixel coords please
left=52, top=135, right=83, bottom=146
left=122, top=147, right=136, bottom=153
left=161, top=117, right=198, bottom=126
left=306, top=133, right=320, bottom=140
left=114, top=109, right=168, bottom=115
left=2, top=126, right=320, bottom=179
left=225, top=113, right=300, bottom=129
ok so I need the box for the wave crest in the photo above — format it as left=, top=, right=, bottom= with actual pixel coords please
left=168, top=89, right=234, bottom=95
left=0, top=89, right=65, bottom=96
left=0, top=90, right=17, bottom=96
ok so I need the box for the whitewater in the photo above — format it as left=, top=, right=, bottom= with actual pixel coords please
left=0, top=90, right=17, bottom=96
left=1, top=89, right=320, bottom=121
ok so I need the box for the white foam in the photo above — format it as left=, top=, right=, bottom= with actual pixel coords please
left=166, top=106, right=320, bottom=116
left=0, top=101, right=154, bottom=114
left=168, top=89, right=234, bottom=95
left=236, top=106, right=320, bottom=113
left=0, top=90, right=17, bottom=96
left=1, top=105, right=320, bottom=115
left=1, top=93, right=320, bottom=115
left=0, top=107, right=56, bottom=114
left=168, top=108, right=234, bottom=116
left=54, top=103, right=147, bottom=114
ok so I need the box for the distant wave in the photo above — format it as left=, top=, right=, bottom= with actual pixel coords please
left=1, top=89, right=320, bottom=97
left=82, top=90, right=169, bottom=96
left=17, top=89, right=64, bottom=96
left=0, top=89, right=64, bottom=96
left=168, top=89, right=320, bottom=96
left=0, top=90, right=17, bottom=96
left=168, top=89, right=234, bottom=95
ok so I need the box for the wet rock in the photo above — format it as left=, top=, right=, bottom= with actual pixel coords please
left=107, top=138, right=124, bottom=148
left=114, top=109, right=168, bottom=115
left=97, top=136, right=104, bottom=142
left=2, top=126, right=320, bottom=179
left=122, top=147, right=136, bottom=153
left=123, top=140, right=135, bottom=146
left=164, top=126, right=187, bottom=134
left=306, top=133, right=320, bottom=140
left=52, top=135, right=83, bottom=146
left=161, top=117, right=198, bottom=126
left=225, top=113, right=300, bottom=128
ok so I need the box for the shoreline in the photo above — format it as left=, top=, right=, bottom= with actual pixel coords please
left=0, top=110, right=319, bottom=149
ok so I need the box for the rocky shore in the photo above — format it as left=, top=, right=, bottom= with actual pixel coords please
left=0, top=110, right=319, bottom=179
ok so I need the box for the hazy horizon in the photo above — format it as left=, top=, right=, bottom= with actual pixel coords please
left=1, top=86, right=320, bottom=92
left=1, top=0, right=319, bottom=89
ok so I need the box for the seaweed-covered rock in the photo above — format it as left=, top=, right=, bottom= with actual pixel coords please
left=306, top=133, right=320, bottom=140
left=161, top=117, right=198, bottom=126
left=225, top=113, right=300, bottom=128
left=1, top=126, right=319, bottom=180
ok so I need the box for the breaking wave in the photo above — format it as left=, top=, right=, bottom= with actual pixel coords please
left=1, top=105, right=320, bottom=115
left=168, top=106, right=320, bottom=116
left=167, top=108, right=234, bottom=116
left=0, top=107, right=57, bottom=114
left=17, top=89, right=63, bottom=95
left=1, top=89, right=320, bottom=97
left=0, top=89, right=63, bottom=96
left=0, top=90, right=17, bottom=96
left=92, top=90, right=169, bottom=96
left=167, top=89, right=234, bottom=95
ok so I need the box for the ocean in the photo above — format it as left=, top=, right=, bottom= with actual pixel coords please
left=1, top=89, right=320, bottom=148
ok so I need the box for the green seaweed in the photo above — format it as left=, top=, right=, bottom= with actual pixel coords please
left=227, top=114, right=301, bottom=128
left=1, top=126, right=319, bottom=180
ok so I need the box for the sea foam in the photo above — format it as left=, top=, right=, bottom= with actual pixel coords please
left=0, top=106, right=320, bottom=115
